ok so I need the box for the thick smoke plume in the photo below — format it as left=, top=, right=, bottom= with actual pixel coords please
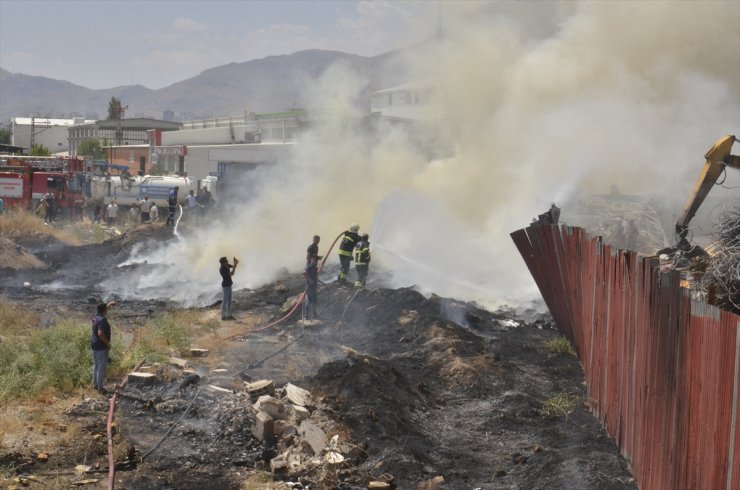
left=106, top=1, right=740, bottom=308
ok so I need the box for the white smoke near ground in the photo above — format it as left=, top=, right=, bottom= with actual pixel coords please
left=104, top=1, right=740, bottom=309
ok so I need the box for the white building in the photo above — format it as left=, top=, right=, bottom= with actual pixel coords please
left=370, top=81, right=442, bottom=121
left=11, top=117, right=95, bottom=153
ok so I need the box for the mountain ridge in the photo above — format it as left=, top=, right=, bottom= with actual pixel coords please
left=0, top=47, right=417, bottom=122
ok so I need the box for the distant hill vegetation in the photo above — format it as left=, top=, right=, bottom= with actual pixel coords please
left=0, top=48, right=415, bottom=122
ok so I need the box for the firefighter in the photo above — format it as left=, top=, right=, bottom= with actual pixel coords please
left=337, top=223, right=360, bottom=285
left=166, top=186, right=179, bottom=226
left=354, top=233, right=371, bottom=289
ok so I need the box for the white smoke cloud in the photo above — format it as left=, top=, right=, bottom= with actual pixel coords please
left=106, top=1, right=740, bottom=309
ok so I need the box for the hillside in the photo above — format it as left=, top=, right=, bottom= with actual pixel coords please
left=0, top=47, right=415, bottom=122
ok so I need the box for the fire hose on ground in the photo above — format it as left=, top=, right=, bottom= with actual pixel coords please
left=108, top=358, right=146, bottom=490
left=222, top=231, right=345, bottom=340
left=104, top=232, right=354, bottom=487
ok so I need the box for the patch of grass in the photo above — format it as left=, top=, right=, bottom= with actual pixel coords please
left=544, top=336, right=576, bottom=356
left=153, top=312, right=193, bottom=355
left=542, top=393, right=581, bottom=418
left=0, top=320, right=91, bottom=402
left=0, top=209, right=80, bottom=244
left=242, top=472, right=289, bottom=489
left=0, top=299, right=40, bottom=336
left=0, top=306, right=214, bottom=401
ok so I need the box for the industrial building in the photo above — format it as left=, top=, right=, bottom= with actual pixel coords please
left=11, top=117, right=95, bottom=153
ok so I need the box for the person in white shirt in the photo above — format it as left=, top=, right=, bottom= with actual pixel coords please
left=105, top=200, right=118, bottom=226
left=149, top=201, right=159, bottom=222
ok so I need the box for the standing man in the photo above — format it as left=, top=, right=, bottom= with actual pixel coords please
left=219, top=256, right=239, bottom=320
left=140, top=194, right=151, bottom=222
left=337, top=224, right=360, bottom=285
left=306, top=235, right=322, bottom=263
left=354, top=233, right=371, bottom=289
left=303, top=255, right=319, bottom=320
left=91, top=301, right=115, bottom=394
left=186, top=190, right=199, bottom=222
left=105, top=199, right=118, bottom=226
left=166, top=186, right=179, bottom=226
left=149, top=201, right=159, bottom=222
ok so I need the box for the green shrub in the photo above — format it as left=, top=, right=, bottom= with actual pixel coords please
left=542, top=393, right=581, bottom=418
left=544, top=336, right=576, bottom=356
left=0, top=321, right=91, bottom=401
left=153, top=314, right=191, bottom=355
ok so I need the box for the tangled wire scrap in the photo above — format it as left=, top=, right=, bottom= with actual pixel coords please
left=699, top=204, right=740, bottom=315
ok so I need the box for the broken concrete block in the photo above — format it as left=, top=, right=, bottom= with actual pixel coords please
left=254, top=395, right=288, bottom=420
left=245, top=379, right=275, bottom=400
left=324, top=451, right=344, bottom=467
left=189, top=348, right=209, bottom=357
left=252, top=410, right=274, bottom=444
left=127, top=372, right=156, bottom=385
left=274, top=420, right=297, bottom=438
left=206, top=384, right=233, bottom=394
left=168, top=357, right=189, bottom=368
left=299, top=420, right=327, bottom=456
left=285, top=383, right=313, bottom=407
left=270, top=453, right=287, bottom=474
left=418, top=476, right=445, bottom=489
left=291, top=405, right=310, bottom=422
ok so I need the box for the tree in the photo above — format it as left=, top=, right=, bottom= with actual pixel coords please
left=29, top=144, right=50, bottom=156
left=0, top=127, right=11, bottom=145
left=107, top=97, right=123, bottom=120
left=78, top=138, right=103, bottom=159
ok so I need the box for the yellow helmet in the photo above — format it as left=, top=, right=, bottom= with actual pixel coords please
left=349, top=223, right=359, bottom=232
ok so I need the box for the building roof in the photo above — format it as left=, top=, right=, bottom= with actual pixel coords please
left=93, top=118, right=181, bottom=131
left=13, top=117, right=96, bottom=126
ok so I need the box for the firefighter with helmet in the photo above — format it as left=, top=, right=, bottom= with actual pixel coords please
left=338, top=223, right=360, bottom=285
left=354, top=233, right=371, bottom=289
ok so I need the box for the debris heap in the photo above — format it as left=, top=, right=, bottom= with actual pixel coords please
left=699, top=204, right=740, bottom=315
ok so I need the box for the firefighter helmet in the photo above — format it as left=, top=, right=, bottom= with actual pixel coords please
left=349, top=223, right=359, bottom=232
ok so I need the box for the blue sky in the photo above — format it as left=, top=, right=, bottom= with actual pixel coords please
left=0, top=0, right=436, bottom=89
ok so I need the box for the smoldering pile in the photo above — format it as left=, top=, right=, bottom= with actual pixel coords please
left=112, top=361, right=377, bottom=489
left=698, top=204, right=740, bottom=315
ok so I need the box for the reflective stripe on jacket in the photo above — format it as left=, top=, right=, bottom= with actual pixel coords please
left=354, top=240, right=370, bottom=265
left=338, top=231, right=360, bottom=257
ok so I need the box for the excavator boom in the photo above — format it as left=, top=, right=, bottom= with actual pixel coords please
left=675, top=135, right=739, bottom=244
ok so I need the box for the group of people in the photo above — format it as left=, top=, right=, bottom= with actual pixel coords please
left=91, top=196, right=160, bottom=226
left=302, top=224, right=371, bottom=320
left=91, top=222, right=372, bottom=395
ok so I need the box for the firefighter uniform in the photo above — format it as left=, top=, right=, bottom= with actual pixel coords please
left=338, top=224, right=360, bottom=285
left=354, top=234, right=370, bottom=289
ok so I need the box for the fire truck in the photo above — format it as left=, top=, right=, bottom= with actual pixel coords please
left=0, top=156, right=87, bottom=220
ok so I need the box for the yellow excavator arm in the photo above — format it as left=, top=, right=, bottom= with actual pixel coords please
left=675, top=135, right=740, bottom=246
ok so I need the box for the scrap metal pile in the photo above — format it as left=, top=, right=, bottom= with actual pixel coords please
left=698, top=204, right=740, bottom=315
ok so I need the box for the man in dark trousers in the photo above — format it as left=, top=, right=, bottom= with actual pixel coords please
left=306, top=235, right=322, bottom=263
left=354, top=233, right=371, bottom=289
left=91, top=301, right=115, bottom=394
left=337, top=224, right=360, bottom=285
left=219, top=256, right=239, bottom=320
left=303, top=255, right=319, bottom=320
left=166, top=186, right=179, bottom=226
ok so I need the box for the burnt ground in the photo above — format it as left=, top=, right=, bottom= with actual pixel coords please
left=0, top=227, right=637, bottom=489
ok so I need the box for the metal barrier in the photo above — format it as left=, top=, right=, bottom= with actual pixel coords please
left=511, top=224, right=740, bottom=490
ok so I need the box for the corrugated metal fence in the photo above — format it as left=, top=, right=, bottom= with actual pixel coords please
left=511, top=224, right=740, bottom=490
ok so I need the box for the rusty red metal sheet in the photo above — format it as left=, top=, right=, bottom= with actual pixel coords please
left=511, top=224, right=740, bottom=490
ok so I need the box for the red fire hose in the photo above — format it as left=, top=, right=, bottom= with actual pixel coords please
left=222, top=231, right=345, bottom=340
left=108, top=358, right=146, bottom=490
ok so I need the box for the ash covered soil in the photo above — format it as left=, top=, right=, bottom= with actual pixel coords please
left=0, top=226, right=636, bottom=489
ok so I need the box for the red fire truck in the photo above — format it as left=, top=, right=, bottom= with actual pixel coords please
left=0, top=156, right=87, bottom=220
